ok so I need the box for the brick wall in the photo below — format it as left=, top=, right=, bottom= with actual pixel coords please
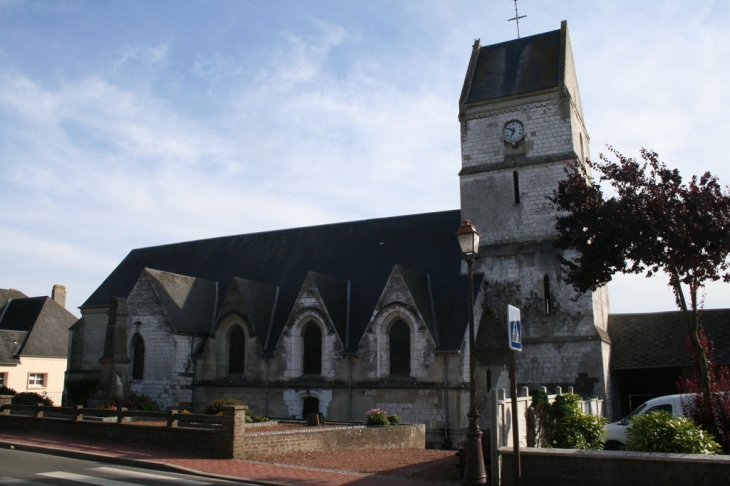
left=233, top=423, right=425, bottom=460
left=0, top=414, right=225, bottom=457
left=0, top=405, right=425, bottom=459
left=499, top=447, right=730, bottom=486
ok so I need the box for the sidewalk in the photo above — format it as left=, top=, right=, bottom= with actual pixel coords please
left=0, top=431, right=448, bottom=486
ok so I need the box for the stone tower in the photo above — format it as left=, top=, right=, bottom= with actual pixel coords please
left=458, top=22, right=611, bottom=407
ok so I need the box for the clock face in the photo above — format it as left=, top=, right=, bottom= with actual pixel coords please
left=503, top=120, right=524, bottom=143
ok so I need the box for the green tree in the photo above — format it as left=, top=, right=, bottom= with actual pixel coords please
left=549, top=147, right=730, bottom=441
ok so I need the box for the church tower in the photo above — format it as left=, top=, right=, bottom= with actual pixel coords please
left=458, top=22, right=611, bottom=407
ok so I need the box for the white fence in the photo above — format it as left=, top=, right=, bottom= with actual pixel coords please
left=489, top=386, right=604, bottom=486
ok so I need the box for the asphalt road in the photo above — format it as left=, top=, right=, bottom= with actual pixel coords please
left=0, top=448, right=257, bottom=485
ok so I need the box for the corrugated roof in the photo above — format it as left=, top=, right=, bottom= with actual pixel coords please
left=83, top=210, right=471, bottom=353
left=609, top=309, right=730, bottom=370
left=465, top=29, right=561, bottom=104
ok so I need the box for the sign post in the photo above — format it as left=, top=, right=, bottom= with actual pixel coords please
left=507, top=305, right=522, bottom=486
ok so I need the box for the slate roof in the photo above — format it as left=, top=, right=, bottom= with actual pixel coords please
left=0, top=330, right=26, bottom=365
left=83, top=210, right=471, bottom=353
left=0, top=296, right=76, bottom=359
left=0, top=289, right=28, bottom=309
left=609, top=309, right=730, bottom=370
left=144, top=269, right=218, bottom=334
left=464, top=29, right=561, bottom=104
left=230, top=277, right=279, bottom=348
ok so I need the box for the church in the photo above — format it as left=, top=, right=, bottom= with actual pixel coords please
left=66, top=21, right=614, bottom=446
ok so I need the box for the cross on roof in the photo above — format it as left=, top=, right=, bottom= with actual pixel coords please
left=508, top=0, right=526, bottom=38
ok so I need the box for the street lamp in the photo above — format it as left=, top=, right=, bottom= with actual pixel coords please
left=456, top=220, right=487, bottom=485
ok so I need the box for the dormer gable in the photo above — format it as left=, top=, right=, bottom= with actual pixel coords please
left=214, top=277, right=279, bottom=350
left=129, top=268, right=218, bottom=334
left=367, top=264, right=438, bottom=345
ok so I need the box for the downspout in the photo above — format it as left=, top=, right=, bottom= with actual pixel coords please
left=263, top=287, right=280, bottom=418
left=346, top=281, right=352, bottom=421
left=348, top=356, right=353, bottom=421
left=190, top=335, right=196, bottom=413
left=443, top=353, right=449, bottom=442
left=265, top=356, right=270, bottom=417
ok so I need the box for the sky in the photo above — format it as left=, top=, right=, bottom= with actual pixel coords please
left=1, top=0, right=729, bottom=317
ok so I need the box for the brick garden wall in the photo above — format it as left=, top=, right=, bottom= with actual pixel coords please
left=0, top=403, right=424, bottom=459
left=0, top=414, right=225, bottom=456
left=234, top=423, right=425, bottom=460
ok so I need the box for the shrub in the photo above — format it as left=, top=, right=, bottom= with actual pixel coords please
left=553, top=413, right=606, bottom=450
left=202, top=397, right=267, bottom=422
left=625, top=410, right=721, bottom=454
left=64, top=378, right=98, bottom=407
left=202, top=398, right=247, bottom=415
left=12, top=392, right=53, bottom=406
left=365, top=408, right=390, bottom=426
left=97, top=392, right=161, bottom=411
left=387, top=414, right=402, bottom=426
left=529, top=392, right=606, bottom=450
left=0, top=385, right=17, bottom=396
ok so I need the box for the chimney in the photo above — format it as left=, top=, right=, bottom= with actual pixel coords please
left=52, top=285, right=66, bottom=308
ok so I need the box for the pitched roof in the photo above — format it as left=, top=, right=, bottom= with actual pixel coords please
left=609, top=309, right=730, bottom=370
left=0, top=289, right=28, bottom=309
left=0, top=297, right=46, bottom=332
left=83, top=210, right=471, bottom=353
left=226, top=277, right=279, bottom=348
left=0, top=296, right=76, bottom=359
left=464, top=29, right=561, bottom=105
left=144, top=268, right=218, bottom=334
left=0, top=330, right=26, bottom=364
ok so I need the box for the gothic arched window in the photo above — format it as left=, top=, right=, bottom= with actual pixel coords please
left=543, top=275, right=551, bottom=314
left=228, top=326, right=246, bottom=374
left=389, top=319, right=411, bottom=376
left=132, top=334, right=145, bottom=380
left=302, top=322, right=322, bottom=375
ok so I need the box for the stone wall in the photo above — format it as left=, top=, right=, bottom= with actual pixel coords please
left=126, top=273, right=199, bottom=410
left=500, top=448, right=730, bottom=486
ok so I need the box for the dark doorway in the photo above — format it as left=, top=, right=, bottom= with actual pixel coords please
left=613, top=367, right=684, bottom=418
left=389, top=319, right=411, bottom=376
left=303, top=323, right=322, bottom=375
left=228, top=326, right=246, bottom=374
left=302, top=396, right=319, bottom=418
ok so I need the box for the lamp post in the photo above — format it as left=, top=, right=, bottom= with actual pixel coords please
left=456, top=220, right=487, bottom=485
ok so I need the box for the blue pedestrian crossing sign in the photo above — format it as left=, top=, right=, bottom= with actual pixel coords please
left=508, top=305, right=522, bottom=351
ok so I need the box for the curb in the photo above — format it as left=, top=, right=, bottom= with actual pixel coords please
left=0, top=439, right=291, bottom=486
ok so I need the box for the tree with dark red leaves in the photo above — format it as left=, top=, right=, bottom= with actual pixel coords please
left=549, top=147, right=730, bottom=444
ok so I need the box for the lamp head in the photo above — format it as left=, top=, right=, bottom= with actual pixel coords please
left=456, top=220, right=480, bottom=257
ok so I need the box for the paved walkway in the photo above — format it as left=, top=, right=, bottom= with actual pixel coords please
left=0, top=431, right=447, bottom=486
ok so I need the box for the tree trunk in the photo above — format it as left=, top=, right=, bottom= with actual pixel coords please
left=672, top=275, right=719, bottom=438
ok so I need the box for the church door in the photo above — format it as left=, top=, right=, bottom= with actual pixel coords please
left=302, top=396, right=319, bottom=418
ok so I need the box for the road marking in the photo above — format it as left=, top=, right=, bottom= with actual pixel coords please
left=38, top=471, right=141, bottom=485
left=0, top=478, right=52, bottom=486
left=89, top=467, right=212, bottom=485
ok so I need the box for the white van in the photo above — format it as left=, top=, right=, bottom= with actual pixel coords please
left=604, top=394, right=689, bottom=449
